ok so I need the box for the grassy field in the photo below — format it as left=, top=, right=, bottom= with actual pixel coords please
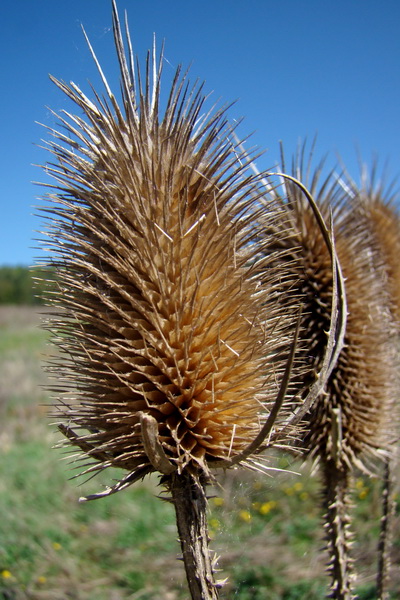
left=0, top=306, right=399, bottom=599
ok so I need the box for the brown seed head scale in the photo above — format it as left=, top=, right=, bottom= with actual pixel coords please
left=37, top=3, right=304, bottom=503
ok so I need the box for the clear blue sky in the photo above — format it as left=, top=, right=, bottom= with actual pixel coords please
left=2, top=0, right=400, bottom=266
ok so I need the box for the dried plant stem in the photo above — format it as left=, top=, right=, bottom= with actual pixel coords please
left=169, top=472, right=219, bottom=600
left=377, top=457, right=396, bottom=600
left=322, top=462, right=355, bottom=600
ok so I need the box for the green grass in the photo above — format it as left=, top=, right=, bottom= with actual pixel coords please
left=227, top=564, right=326, bottom=600
left=1, top=306, right=399, bottom=599
left=0, top=437, right=179, bottom=597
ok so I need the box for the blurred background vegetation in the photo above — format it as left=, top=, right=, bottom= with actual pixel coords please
left=0, top=267, right=54, bottom=305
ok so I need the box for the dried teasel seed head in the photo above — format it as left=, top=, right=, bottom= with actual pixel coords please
left=37, top=3, right=303, bottom=498
left=260, top=147, right=399, bottom=598
left=339, top=167, right=400, bottom=467
left=340, top=166, right=400, bottom=600
left=345, top=166, right=400, bottom=325
left=267, top=146, right=398, bottom=472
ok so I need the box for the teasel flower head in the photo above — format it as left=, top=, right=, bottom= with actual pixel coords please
left=262, top=145, right=398, bottom=598
left=339, top=165, right=400, bottom=599
left=268, top=146, right=398, bottom=472
left=36, top=1, right=312, bottom=504
left=344, top=165, right=400, bottom=325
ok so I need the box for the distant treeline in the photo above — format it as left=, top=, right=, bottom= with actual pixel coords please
left=0, top=266, right=56, bottom=305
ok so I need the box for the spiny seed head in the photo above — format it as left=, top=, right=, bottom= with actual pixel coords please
left=368, top=201, right=400, bottom=321
left=38, top=3, right=302, bottom=497
left=346, top=171, right=400, bottom=325
left=270, top=149, right=398, bottom=471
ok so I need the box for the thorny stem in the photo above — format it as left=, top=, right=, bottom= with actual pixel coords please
left=169, top=472, right=220, bottom=600
left=377, top=457, right=396, bottom=600
left=322, top=462, right=355, bottom=600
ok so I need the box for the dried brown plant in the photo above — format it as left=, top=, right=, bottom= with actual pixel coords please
left=347, top=167, right=400, bottom=324
left=36, top=4, right=344, bottom=599
left=39, top=7, right=303, bottom=495
left=342, top=168, right=400, bottom=600
left=262, top=146, right=398, bottom=599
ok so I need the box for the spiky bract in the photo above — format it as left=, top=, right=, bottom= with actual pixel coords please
left=39, top=7, right=301, bottom=496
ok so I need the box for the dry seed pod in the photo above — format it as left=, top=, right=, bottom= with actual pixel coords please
left=342, top=170, right=400, bottom=600
left=346, top=168, right=400, bottom=323
left=264, top=146, right=398, bottom=599
left=39, top=21, right=302, bottom=497
left=37, top=3, right=314, bottom=598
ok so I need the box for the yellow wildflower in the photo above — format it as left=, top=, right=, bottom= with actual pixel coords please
left=239, top=510, right=252, bottom=523
left=212, top=497, right=224, bottom=507
left=259, top=501, right=277, bottom=515
left=1, top=570, right=12, bottom=579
